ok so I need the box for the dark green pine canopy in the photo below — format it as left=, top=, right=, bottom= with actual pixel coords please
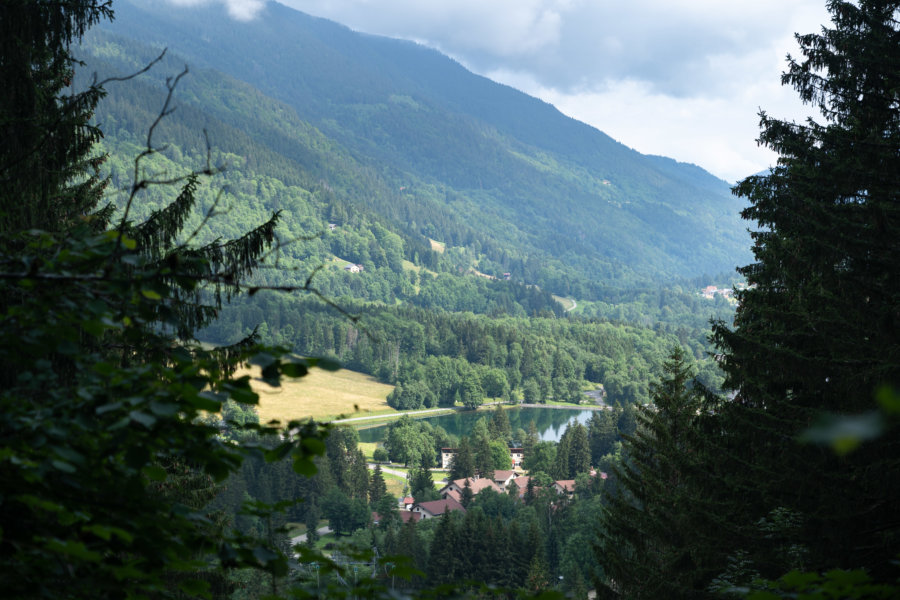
left=711, top=0, right=900, bottom=580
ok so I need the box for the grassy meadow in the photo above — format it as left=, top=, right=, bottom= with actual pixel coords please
left=238, top=366, right=395, bottom=423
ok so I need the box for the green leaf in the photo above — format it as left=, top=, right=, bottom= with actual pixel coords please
left=46, top=539, right=101, bottom=562
left=143, top=465, right=167, bottom=482
left=191, top=391, right=224, bottom=412
left=229, top=386, right=259, bottom=405
left=876, top=386, right=900, bottom=416
left=264, top=443, right=292, bottom=463
left=301, top=437, right=326, bottom=455
left=83, top=524, right=134, bottom=543
left=178, top=579, right=211, bottom=598
left=292, top=456, right=318, bottom=477
left=310, top=356, right=341, bottom=371
left=248, top=352, right=276, bottom=368
left=51, top=459, right=76, bottom=473
left=51, top=446, right=84, bottom=465
left=280, top=362, right=308, bottom=378
left=261, top=362, right=280, bottom=386
left=81, top=319, right=107, bottom=337
left=800, top=411, right=885, bottom=455
left=149, top=400, right=179, bottom=417
left=140, top=289, right=162, bottom=300
left=56, top=340, right=79, bottom=355
left=129, top=410, right=157, bottom=428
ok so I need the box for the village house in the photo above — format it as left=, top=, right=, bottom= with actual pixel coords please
left=509, top=447, right=524, bottom=468
left=439, top=470, right=523, bottom=502
left=411, top=497, right=465, bottom=519
left=440, top=448, right=456, bottom=469
left=509, top=475, right=531, bottom=498
left=439, top=476, right=504, bottom=503
left=441, top=447, right=524, bottom=469
left=554, top=480, right=576, bottom=498
left=492, top=470, right=516, bottom=487
left=344, top=263, right=364, bottom=273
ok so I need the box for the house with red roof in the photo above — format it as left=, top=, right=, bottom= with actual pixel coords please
left=412, top=497, right=466, bottom=519
left=554, top=480, right=576, bottom=497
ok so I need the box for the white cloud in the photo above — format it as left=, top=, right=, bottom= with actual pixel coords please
left=165, top=0, right=265, bottom=21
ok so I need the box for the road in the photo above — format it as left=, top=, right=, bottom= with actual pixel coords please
left=291, top=525, right=331, bottom=545
left=332, top=407, right=451, bottom=424
left=368, top=463, right=408, bottom=478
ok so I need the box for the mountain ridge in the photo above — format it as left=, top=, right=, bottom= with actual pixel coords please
left=92, top=0, right=751, bottom=294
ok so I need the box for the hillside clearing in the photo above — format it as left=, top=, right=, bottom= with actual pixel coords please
left=237, top=366, right=395, bottom=423
left=552, top=294, right=577, bottom=311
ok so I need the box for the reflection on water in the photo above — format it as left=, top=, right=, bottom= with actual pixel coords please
left=356, top=406, right=596, bottom=444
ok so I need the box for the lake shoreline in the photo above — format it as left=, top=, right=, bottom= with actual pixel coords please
left=355, top=404, right=602, bottom=443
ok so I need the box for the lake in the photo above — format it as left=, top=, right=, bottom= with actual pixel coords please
left=356, top=405, right=598, bottom=444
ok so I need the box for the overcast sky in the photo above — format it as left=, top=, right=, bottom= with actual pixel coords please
left=167, top=0, right=831, bottom=182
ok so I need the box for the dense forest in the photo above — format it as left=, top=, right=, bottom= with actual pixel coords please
left=76, top=27, right=735, bottom=411
left=1, top=1, right=898, bottom=599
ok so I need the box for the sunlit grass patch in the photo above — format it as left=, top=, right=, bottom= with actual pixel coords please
left=238, top=366, right=395, bottom=423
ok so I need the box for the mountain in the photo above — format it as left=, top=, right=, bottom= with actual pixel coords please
left=86, top=0, right=750, bottom=298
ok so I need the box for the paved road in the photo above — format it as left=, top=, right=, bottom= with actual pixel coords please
left=291, top=525, right=332, bottom=545
left=367, top=463, right=408, bottom=478
left=332, top=407, right=451, bottom=424
left=517, top=403, right=605, bottom=410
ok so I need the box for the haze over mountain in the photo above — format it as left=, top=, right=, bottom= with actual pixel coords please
left=87, top=0, right=751, bottom=297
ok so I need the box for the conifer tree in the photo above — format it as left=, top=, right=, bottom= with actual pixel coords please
left=369, top=464, right=387, bottom=506
left=348, top=448, right=370, bottom=501
left=553, top=423, right=573, bottom=479
left=460, top=479, right=475, bottom=508
left=710, top=0, right=900, bottom=580
left=0, top=0, right=112, bottom=237
left=596, top=347, right=707, bottom=599
left=568, top=421, right=591, bottom=476
left=588, top=407, right=620, bottom=465
left=489, top=405, right=512, bottom=443
left=409, top=459, right=438, bottom=502
left=448, top=435, right=475, bottom=480
left=474, top=434, right=494, bottom=478
left=523, top=419, right=539, bottom=463
left=427, top=512, right=459, bottom=585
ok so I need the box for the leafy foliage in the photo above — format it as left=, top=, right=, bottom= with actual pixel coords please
left=0, top=3, right=336, bottom=598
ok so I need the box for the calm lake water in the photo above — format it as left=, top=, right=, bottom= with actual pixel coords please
left=356, top=406, right=597, bottom=444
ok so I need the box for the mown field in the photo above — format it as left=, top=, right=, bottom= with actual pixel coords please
left=237, top=366, right=395, bottom=422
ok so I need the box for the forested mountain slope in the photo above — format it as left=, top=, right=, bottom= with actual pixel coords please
left=94, top=0, right=750, bottom=296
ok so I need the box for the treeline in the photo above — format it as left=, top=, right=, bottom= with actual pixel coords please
left=204, top=295, right=724, bottom=409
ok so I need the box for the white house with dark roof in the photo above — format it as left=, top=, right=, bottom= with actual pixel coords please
left=441, top=447, right=524, bottom=469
